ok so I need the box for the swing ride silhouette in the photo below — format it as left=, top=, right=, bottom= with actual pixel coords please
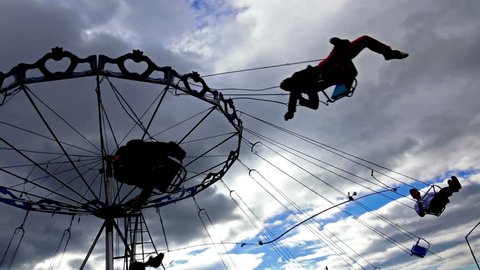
left=0, top=47, right=476, bottom=269
left=0, top=47, right=242, bottom=269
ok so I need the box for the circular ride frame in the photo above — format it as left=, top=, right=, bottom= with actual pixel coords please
left=0, top=47, right=242, bottom=269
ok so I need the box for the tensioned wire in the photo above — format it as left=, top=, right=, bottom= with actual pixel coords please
left=239, top=110, right=431, bottom=188
left=241, top=137, right=414, bottom=256
left=235, top=159, right=374, bottom=269
left=202, top=59, right=324, bottom=78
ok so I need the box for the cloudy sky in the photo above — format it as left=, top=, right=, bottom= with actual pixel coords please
left=1, top=0, right=480, bottom=269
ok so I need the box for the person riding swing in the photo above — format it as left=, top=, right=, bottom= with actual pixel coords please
left=281, top=35, right=409, bottom=121
left=129, top=253, right=165, bottom=270
left=113, top=139, right=186, bottom=193
left=409, top=176, right=462, bottom=217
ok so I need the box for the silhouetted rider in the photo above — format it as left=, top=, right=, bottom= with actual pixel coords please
left=281, top=35, right=408, bottom=121
left=113, top=140, right=186, bottom=192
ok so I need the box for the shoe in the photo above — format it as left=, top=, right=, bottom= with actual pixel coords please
left=284, top=111, right=294, bottom=121
left=384, top=50, right=409, bottom=60
left=447, top=180, right=459, bottom=192
left=450, top=176, right=462, bottom=190
left=146, top=253, right=164, bottom=268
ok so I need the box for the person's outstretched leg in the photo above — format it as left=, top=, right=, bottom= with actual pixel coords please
left=298, top=80, right=333, bottom=109
left=429, top=187, right=453, bottom=213
left=349, top=35, right=408, bottom=60
left=437, top=187, right=453, bottom=201
left=146, top=253, right=164, bottom=268
left=298, top=91, right=319, bottom=109
left=449, top=176, right=462, bottom=191
left=129, top=262, right=146, bottom=270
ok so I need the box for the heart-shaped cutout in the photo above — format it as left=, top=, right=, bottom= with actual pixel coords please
left=124, top=59, right=149, bottom=76
left=45, top=57, right=72, bottom=75
left=1, top=73, right=17, bottom=89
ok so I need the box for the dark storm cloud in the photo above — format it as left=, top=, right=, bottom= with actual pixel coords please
left=1, top=2, right=245, bottom=268
left=0, top=2, right=199, bottom=269
left=117, top=0, right=195, bottom=40
left=0, top=211, right=98, bottom=269
left=0, top=1, right=86, bottom=69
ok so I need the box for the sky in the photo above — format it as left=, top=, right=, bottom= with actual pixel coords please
left=0, top=0, right=480, bottom=269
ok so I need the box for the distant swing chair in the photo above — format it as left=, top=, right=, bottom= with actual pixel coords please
left=422, top=185, right=446, bottom=217
left=411, top=237, right=430, bottom=258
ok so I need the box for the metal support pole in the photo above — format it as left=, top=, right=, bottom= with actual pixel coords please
left=80, top=222, right=105, bottom=270
left=105, top=158, right=114, bottom=270
left=96, top=72, right=114, bottom=270
left=105, top=216, right=114, bottom=270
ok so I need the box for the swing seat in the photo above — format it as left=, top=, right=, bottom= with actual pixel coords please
left=411, top=244, right=428, bottom=258
left=328, top=61, right=358, bottom=101
left=331, top=83, right=349, bottom=100
left=410, top=237, right=430, bottom=258
left=330, top=78, right=357, bottom=101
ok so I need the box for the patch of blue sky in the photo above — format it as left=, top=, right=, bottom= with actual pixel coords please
left=171, top=259, right=189, bottom=265
left=190, top=0, right=218, bottom=13
left=191, top=0, right=203, bottom=10
left=459, top=265, right=480, bottom=270
left=252, top=242, right=316, bottom=270
left=189, top=0, right=244, bottom=28
left=255, top=251, right=289, bottom=269
left=228, top=210, right=331, bottom=268
left=227, top=213, right=301, bottom=250
left=263, top=210, right=299, bottom=225
left=185, top=247, right=209, bottom=256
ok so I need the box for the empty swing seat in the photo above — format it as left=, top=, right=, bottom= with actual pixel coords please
left=411, top=237, right=430, bottom=258
left=411, top=244, right=428, bottom=258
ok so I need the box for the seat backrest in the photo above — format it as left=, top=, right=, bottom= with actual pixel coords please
left=331, top=84, right=349, bottom=100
